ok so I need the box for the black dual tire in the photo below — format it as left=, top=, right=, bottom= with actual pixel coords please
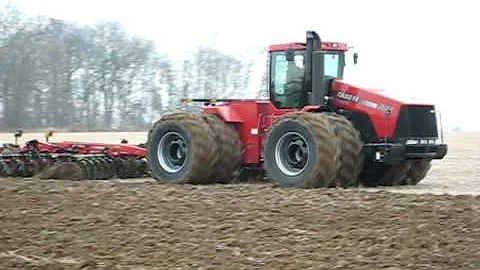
left=360, top=159, right=432, bottom=187
left=404, top=160, right=432, bottom=185
left=377, top=163, right=412, bottom=186
left=201, top=113, right=242, bottom=183
left=263, top=112, right=340, bottom=188
left=147, top=112, right=243, bottom=184
left=147, top=112, right=217, bottom=184
left=326, top=114, right=364, bottom=188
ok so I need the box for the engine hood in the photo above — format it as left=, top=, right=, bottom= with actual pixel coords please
left=332, top=80, right=434, bottom=107
left=330, top=80, right=437, bottom=139
left=359, top=86, right=431, bottom=105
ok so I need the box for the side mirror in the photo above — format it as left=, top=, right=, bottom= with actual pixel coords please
left=353, top=52, right=358, bottom=65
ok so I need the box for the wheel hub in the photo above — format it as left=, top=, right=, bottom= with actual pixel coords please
left=275, top=132, right=309, bottom=176
left=157, top=132, right=187, bottom=173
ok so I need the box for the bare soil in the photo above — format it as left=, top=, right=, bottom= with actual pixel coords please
left=0, top=180, right=479, bottom=269
left=0, top=131, right=479, bottom=269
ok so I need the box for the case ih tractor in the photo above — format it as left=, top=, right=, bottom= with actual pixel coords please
left=146, top=30, right=448, bottom=188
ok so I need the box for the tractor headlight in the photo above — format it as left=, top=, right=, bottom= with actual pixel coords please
left=406, top=139, right=418, bottom=145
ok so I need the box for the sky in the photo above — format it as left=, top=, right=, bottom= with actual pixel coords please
left=4, top=0, right=480, bottom=131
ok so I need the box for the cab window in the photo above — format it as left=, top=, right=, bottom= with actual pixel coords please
left=270, top=51, right=305, bottom=108
left=324, top=52, right=344, bottom=79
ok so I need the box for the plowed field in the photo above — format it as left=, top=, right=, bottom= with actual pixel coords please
left=0, top=131, right=479, bottom=269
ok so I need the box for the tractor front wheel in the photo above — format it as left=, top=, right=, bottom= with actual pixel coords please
left=326, top=113, right=364, bottom=188
left=263, top=112, right=339, bottom=188
left=378, top=163, right=412, bottom=186
left=404, top=160, right=432, bottom=185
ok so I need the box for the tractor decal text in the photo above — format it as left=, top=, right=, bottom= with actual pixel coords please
left=336, top=91, right=360, bottom=103
left=336, top=91, right=393, bottom=115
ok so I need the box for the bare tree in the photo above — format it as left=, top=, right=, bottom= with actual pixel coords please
left=0, top=4, right=257, bottom=131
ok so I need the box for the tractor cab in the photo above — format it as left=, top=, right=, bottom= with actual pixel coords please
left=267, top=33, right=351, bottom=109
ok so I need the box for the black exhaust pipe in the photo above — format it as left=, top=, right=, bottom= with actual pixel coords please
left=304, top=31, right=325, bottom=106
left=304, top=31, right=318, bottom=95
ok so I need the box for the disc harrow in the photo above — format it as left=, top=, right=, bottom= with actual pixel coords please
left=0, top=139, right=149, bottom=180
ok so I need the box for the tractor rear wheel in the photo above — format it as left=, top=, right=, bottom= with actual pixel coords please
left=202, top=113, right=242, bottom=183
left=146, top=112, right=217, bottom=184
left=404, top=160, right=432, bottom=185
left=263, top=112, right=339, bottom=188
left=326, top=114, right=364, bottom=188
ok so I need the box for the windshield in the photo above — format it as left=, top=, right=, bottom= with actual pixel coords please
left=324, top=52, right=344, bottom=78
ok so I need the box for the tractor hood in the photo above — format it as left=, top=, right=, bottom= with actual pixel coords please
left=331, top=80, right=435, bottom=109
left=357, top=86, right=429, bottom=105
left=330, top=80, right=437, bottom=139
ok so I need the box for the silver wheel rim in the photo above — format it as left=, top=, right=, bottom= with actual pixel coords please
left=157, top=131, right=187, bottom=173
left=275, top=131, right=309, bottom=176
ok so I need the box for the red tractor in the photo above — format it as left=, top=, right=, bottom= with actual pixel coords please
left=146, top=31, right=448, bottom=188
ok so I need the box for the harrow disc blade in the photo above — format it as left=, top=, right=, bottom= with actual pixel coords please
left=0, top=162, right=6, bottom=177
left=102, top=158, right=115, bottom=179
left=125, top=158, right=137, bottom=178
left=36, top=161, right=86, bottom=180
left=82, top=159, right=94, bottom=179
left=130, top=158, right=147, bottom=178
left=3, top=161, right=18, bottom=177
left=104, top=159, right=115, bottom=179
left=91, top=159, right=103, bottom=180
left=138, top=158, right=149, bottom=177
left=80, top=159, right=96, bottom=180
left=18, top=161, right=34, bottom=177
left=114, top=158, right=129, bottom=179
left=75, top=160, right=91, bottom=180
left=33, top=158, right=52, bottom=176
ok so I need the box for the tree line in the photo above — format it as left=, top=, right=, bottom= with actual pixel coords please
left=0, top=5, right=265, bottom=131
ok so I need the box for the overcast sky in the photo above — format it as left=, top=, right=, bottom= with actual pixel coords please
left=6, top=0, right=480, bottom=131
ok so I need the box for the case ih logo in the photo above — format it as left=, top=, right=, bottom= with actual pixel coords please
left=336, top=92, right=360, bottom=103
left=336, top=92, right=393, bottom=115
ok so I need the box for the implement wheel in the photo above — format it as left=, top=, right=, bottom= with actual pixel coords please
left=146, top=112, right=217, bottom=184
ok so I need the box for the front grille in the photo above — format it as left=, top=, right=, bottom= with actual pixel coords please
left=405, top=145, right=438, bottom=154
left=394, top=105, right=438, bottom=139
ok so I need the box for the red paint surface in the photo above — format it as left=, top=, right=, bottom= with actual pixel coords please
left=331, top=80, right=401, bottom=138
left=58, top=141, right=146, bottom=157
left=202, top=81, right=436, bottom=164
left=330, top=80, right=435, bottom=139
left=26, top=141, right=146, bottom=157
left=203, top=101, right=322, bottom=164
